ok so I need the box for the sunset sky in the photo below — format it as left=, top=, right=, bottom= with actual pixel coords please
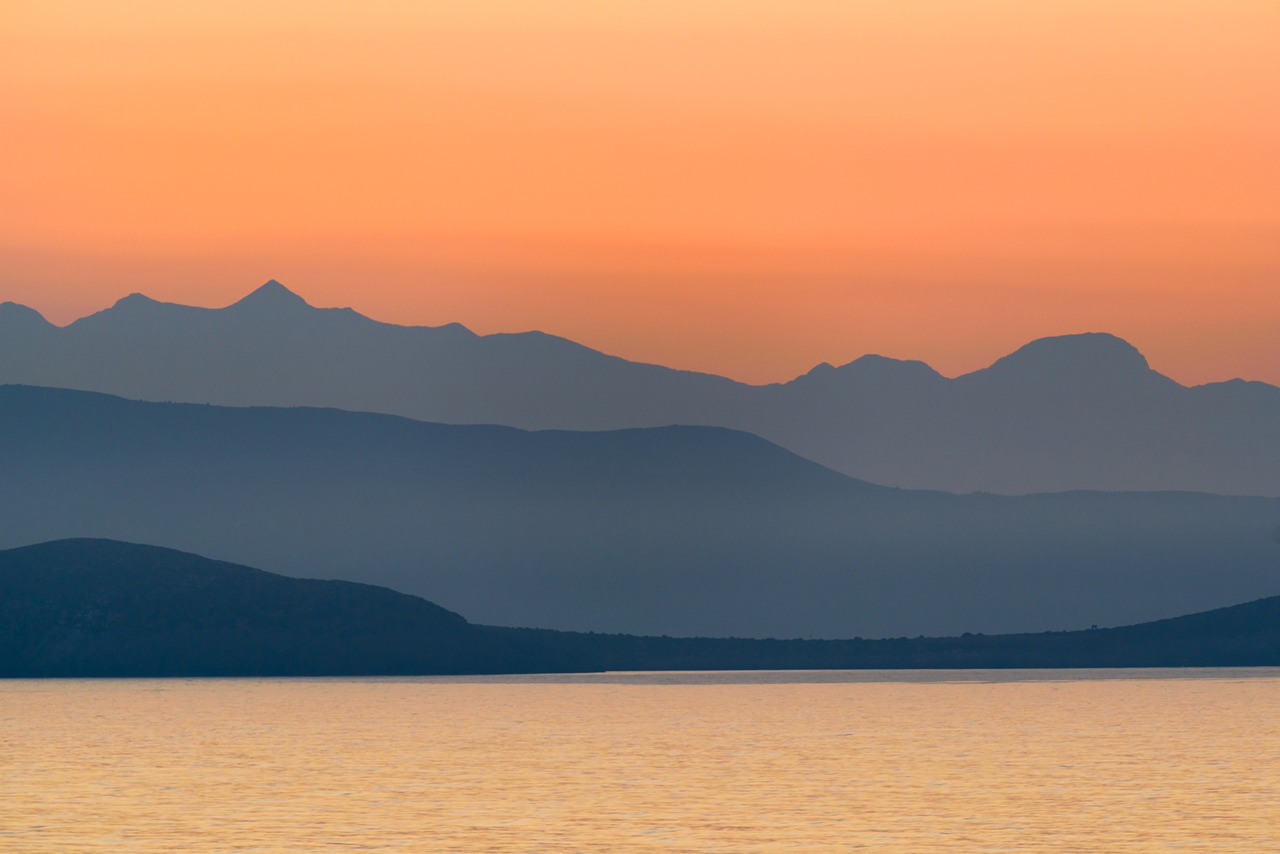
left=3, top=1, right=1277, bottom=384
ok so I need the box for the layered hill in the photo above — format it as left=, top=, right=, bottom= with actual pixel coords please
left=2, top=282, right=1277, bottom=495
left=0, top=539, right=578, bottom=676
left=2, top=385, right=1277, bottom=639
left=3, top=539, right=1278, bottom=677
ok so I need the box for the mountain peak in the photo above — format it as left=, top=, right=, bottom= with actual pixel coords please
left=976, top=333, right=1153, bottom=382
left=111, top=292, right=160, bottom=309
left=838, top=354, right=943, bottom=378
left=228, top=280, right=310, bottom=312
left=0, top=301, right=53, bottom=330
left=800, top=361, right=837, bottom=378
left=793, top=354, right=942, bottom=387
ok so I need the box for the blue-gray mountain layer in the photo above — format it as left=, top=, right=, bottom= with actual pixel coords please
left=2, top=281, right=1276, bottom=496
left=2, top=385, right=1276, bottom=638
left=3, top=539, right=1278, bottom=676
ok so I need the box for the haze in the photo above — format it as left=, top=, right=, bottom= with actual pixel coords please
left=3, top=1, right=1277, bottom=384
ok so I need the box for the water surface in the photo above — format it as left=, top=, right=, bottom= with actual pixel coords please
left=4, top=669, right=1279, bottom=851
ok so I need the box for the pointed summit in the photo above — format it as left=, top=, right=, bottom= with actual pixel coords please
left=228, top=280, right=310, bottom=312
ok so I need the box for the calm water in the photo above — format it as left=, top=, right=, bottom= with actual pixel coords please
left=3, top=669, right=1279, bottom=852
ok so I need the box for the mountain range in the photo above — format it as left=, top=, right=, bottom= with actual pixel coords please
left=2, top=281, right=1277, bottom=496
left=5, top=539, right=1279, bottom=677
left=2, top=384, right=1277, bottom=639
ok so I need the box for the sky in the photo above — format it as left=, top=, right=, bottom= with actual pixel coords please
left=2, top=0, right=1277, bottom=385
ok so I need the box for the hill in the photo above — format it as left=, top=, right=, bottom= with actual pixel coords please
left=0, top=539, right=581, bottom=676
left=2, top=385, right=1277, bottom=639
left=3, top=540, right=1278, bottom=676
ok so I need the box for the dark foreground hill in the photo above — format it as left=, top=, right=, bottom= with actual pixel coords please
left=0, top=540, right=582, bottom=677
left=2, top=281, right=1277, bottom=495
left=2, top=540, right=1278, bottom=677
left=2, top=384, right=1278, bottom=639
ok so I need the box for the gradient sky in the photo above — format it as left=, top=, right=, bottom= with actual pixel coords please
left=3, top=1, right=1277, bottom=384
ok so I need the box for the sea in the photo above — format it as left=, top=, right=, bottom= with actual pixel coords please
left=3, top=669, right=1279, bottom=852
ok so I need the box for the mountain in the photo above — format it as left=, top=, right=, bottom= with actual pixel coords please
left=2, top=385, right=1277, bottom=638
left=0, top=539, right=579, bottom=676
left=2, top=282, right=1276, bottom=495
left=3, top=539, right=1278, bottom=677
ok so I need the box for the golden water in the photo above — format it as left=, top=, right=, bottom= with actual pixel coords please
left=3, top=670, right=1279, bottom=852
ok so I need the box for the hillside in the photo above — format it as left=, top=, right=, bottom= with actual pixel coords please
left=3, top=540, right=1278, bottom=677
left=0, top=539, right=578, bottom=676
left=2, top=386, right=1278, bottom=639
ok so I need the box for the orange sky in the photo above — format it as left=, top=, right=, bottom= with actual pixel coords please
left=2, top=1, right=1277, bottom=384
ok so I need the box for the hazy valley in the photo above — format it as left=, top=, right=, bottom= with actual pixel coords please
left=2, top=383, right=1277, bottom=639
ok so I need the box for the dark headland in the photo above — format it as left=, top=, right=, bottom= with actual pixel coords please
left=3, top=539, right=1277, bottom=677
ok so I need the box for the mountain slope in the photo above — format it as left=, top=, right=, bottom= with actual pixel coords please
left=0, top=539, right=578, bottom=676
left=2, top=282, right=1276, bottom=495
left=3, top=539, right=1278, bottom=676
left=2, top=385, right=1277, bottom=638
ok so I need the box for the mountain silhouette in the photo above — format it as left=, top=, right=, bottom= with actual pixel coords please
left=2, top=385, right=1277, bottom=639
left=0, top=539, right=571, bottom=676
left=979, top=332, right=1154, bottom=380
left=227, top=279, right=311, bottom=312
left=2, top=282, right=1274, bottom=495
left=4, top=539, right=1279, bottom=676
left=0, top=301, right=54, bottom=331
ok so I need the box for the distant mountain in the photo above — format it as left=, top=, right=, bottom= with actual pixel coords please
left=2, top=385, right=1277, bottom=638
left=2, top=282, right=1276, bottom=495
left=3, top=539, right=1278, bottom=677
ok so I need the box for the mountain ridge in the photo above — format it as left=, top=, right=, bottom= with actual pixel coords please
left=3, top=384, right=1278, bottom=639
left=2, top=281, right=1277, bottom=495
left=6, top=282, right=1193, bottom=387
